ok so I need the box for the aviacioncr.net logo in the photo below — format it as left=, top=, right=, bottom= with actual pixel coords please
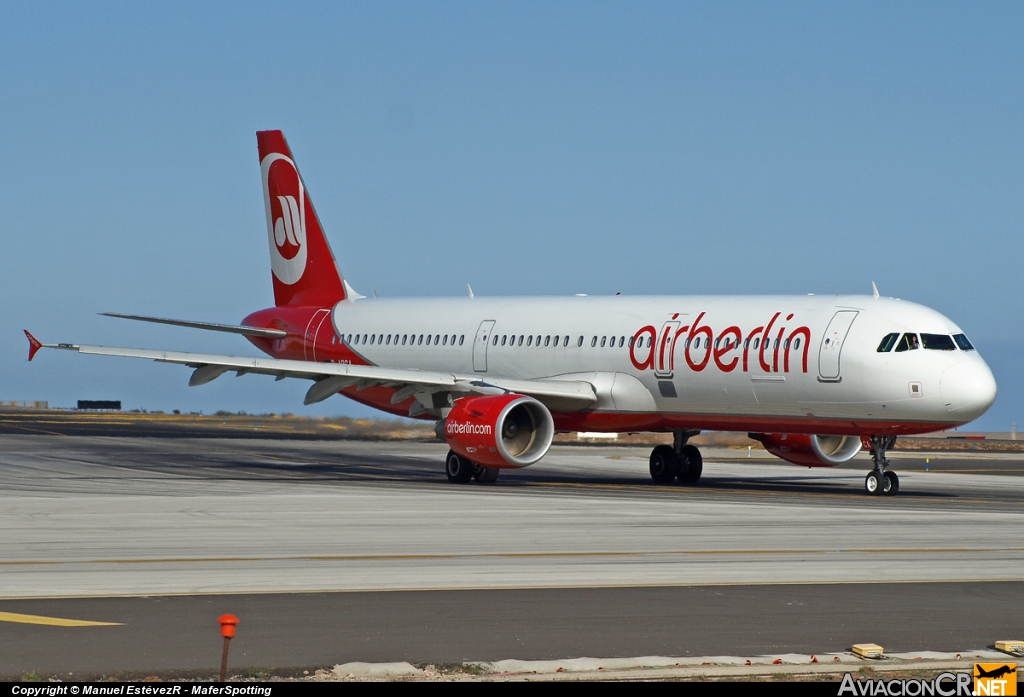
left=261, top=153, right=308, bottom=285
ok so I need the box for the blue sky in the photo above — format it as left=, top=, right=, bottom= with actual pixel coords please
left=2, top=2, right=1021, bottom=430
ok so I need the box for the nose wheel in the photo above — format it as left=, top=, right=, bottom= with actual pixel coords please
left=865, top=436, right=899, bottom=496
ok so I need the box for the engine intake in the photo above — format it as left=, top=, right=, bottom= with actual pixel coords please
left=749, top=433, right=862, bottom=467
left=443, top=394, right=554, bottom=468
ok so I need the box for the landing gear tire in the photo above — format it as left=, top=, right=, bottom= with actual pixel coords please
left=883, top=470, right=899, bottom=496
left=649, top=445, right=680, bottom=484
left=677, top=444, right=703, bottom=485
left=866, top=435, right=899, bottom=497
left=865, top=471, right=884, bottom=496
left=445, top=449, right=474, bottom=483
left=473, top=465, right=500, bottom=483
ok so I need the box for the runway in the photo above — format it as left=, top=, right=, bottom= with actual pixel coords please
left=2, top=434, right=1023, bottom=676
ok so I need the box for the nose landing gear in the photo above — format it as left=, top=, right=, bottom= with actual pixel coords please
left=649, top=430, right=703, bottom=485
left=865, top=436, right=899, bottom=496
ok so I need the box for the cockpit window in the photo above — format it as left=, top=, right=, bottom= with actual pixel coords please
left=953, top=333, right=974, bottom=351
left=921, top=333, right=956, bottom=351
left=894, top=333, right=919, bottom=352
left=876, top=333, right=899, bottom=353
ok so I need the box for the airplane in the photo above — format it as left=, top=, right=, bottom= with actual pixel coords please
left=24, top=130, right=998, bottom=496
left=975, top=665, right=1016, bottom=680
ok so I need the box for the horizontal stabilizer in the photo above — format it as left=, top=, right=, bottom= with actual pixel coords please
left=101, top=313, right=287, bottom=339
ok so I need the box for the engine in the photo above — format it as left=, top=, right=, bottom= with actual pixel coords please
left=749, top=433, right=863, bottom=467
left=442, top=394, right=555, bottom=468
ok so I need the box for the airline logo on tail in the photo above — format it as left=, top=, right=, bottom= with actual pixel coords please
left=261, top=153, right=307, bottom=285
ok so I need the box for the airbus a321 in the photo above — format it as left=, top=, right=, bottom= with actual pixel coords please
left=25, top=130, right=998, bottom=496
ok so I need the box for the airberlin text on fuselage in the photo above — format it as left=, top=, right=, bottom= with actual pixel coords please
left=631, top=311, right=812, bottom=376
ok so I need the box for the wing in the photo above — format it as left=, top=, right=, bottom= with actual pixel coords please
left=26, top=336, right=597, bottom=416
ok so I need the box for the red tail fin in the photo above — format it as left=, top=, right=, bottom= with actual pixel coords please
left=257, top=130, right=352, bottom=307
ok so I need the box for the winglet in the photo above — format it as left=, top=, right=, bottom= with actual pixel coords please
left=467, top=284, right=475, bottom=299
left=24, top=331, right=43, bottom=361
left=871, top=281, right=879, bottom=299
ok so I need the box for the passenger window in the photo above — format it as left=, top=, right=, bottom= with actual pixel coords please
left=527, top=335, right=533, bottom=347
left=953, top=333, right=974, bottom=351
left=417, top=335, right=423, bottom=345
left=877, top=333, right=899, bottom=353
left=459, top=335, right=465, bottom=345
left=628, top=336, right=635, bottom=348
left=591, top=337, right=597, bottom=347
left=600, top=337, right=607, bottom=347
left=492, top=335, right=498, bottom=346
left=894, top=333, right=919, bottom=352
left=921, top=333, right=956, bottom=351
left=794, top=338, right=801, bottom=350
left=753, top=338, right=760, bottom=349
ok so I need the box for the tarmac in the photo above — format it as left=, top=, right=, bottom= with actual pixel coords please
left=1, top=430, right=1022, bottom=678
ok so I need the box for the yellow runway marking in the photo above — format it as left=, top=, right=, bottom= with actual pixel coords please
left=0, top=611, right=121, bottom=626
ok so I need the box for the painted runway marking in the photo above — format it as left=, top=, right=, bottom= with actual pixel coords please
left=0, top=611, right=121, bottom=627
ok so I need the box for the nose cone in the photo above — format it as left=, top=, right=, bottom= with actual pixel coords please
left=940, top=359, right=997, bottom=422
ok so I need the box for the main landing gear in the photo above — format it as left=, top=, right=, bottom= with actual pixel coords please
left=649, top=430, right=703, bottom=485
left=865, top=436, right=899, bottom=496
left=445, top=449, right=500, bottom=484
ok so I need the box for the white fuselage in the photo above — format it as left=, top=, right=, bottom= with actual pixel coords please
left=328, top=294, right=996, bottom=435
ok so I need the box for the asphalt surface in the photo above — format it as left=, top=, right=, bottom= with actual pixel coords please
left=3, top=582, right=1022, bottom=677
left=2, top=430, right=1023, bottom=676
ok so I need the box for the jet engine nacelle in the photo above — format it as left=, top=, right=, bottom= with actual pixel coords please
left=749, top=433, right=863, bottom=467
left=443, top=394, right=555, bottom=468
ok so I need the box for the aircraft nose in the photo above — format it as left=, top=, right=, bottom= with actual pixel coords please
left=940, top=359, right=997, bottom=421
